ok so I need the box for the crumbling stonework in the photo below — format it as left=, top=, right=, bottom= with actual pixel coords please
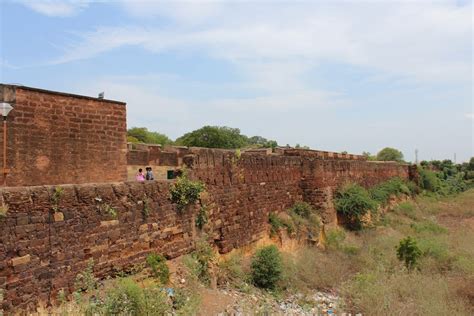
left=0, top=85, right=127, bottom=186
left=0, top=84, right=418, bottom=313
left=0, top=148, right=414, bottom=313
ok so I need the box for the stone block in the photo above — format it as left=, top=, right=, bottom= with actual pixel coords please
left=100, top=220, right=119, bottom=227
left=10, top=255, right=30, bottom=267
left=53, top=212, right=64, bottom=222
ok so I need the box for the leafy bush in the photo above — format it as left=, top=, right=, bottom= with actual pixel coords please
left=251, top=245, right=283, bottom=289
left=74, top=259, right=98, bottom=292
left=370, top=177, right=410, bottom=205
left=268, top=213, right=295, bottom=236
left=169, top=174, right=205, bottom=211
left=268, top=213, right=283, bottom=235
left=397, top=236, right=421, bottom=270
left=335, top=183, right=377, bottom=230
left=419, top=168, right=442, bottom=192
left=142, top=286, right=172, bottom=315
left=103, top=278, right=144, bottom=315
left=146, top=253, right=169, bottom=284
left=184, top=237, right=215, bottom=285
left=406, top=181, right=421, bottom=195
left=289, top=202, right=314, bottom=218
left=101, top=278, right=171, bottom=315
left=217, top=252, right=245, bottom=286
left=195, top=205, right=208, bottom=229
left=419, top=167, right=467, bottom=196
left=440, top=173, right=467, bottom=195
left=326, top=228, right=346, bottom=250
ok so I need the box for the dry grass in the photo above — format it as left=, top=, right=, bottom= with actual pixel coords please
left=242, top=190, right=474, bottom=314
left=338, top=189, right=474, bottom=315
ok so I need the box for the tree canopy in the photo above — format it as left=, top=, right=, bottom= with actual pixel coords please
left=127, top=127, right=173, bottom=145
left=175, top=126, right=278, bottom=149
left=175, top=126, right=248, bottom=149
left=376, top=147, right=404, bottom=162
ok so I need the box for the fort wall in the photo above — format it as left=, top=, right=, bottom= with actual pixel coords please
left=0, top=149, right=413, bottom=312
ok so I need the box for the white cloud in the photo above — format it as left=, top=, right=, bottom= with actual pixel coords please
left=52, top=1, right=472, bottom=85
left=15, top=0, right=90, bottom=17
left=466, top=113, right=474, bottom=120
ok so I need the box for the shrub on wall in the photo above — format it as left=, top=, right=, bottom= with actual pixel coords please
left=169, top=174, right=205, bottom=211
left=335, top=183, right=377, bottom=230
left=195, top=205, right=209, bottom=230
left=251, top=245, right=283, bottom=289
left=370, top=177, right=410, bottom=205
left=289, top=202, right=313, bottom=218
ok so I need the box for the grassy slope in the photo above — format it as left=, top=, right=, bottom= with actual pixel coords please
left=279, top=189, right=474, bottom=315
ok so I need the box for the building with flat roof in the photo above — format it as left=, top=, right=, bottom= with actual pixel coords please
left=0, top=84, right=127, bottom=186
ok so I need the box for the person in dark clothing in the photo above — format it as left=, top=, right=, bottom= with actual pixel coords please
left=145, top=167, right=155, bottom=180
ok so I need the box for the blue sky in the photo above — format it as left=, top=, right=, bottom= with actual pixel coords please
left=1, top=0, right=472, bottom=162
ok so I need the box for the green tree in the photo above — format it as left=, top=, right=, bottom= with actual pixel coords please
left=396, top=236, right=421, bottom=270
left=127, top=127, right=173, bottom=145
left=251, top=245, right=283, bottom=289
left=376, top=147, right=404, bottom=162
left=175, top=126, right=248, bottom=149
left=362, top=151, right=376, bottom=161
left=247, top=135, right=278, bottom=149
left=469, top=157, right=474, bottom=171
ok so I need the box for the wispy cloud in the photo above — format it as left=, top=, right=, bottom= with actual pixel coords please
left=466, top=113, right=474, bottom=120
left=51, top=1, right=472, bottom=85
left=15, top=0, right=90, bottom=17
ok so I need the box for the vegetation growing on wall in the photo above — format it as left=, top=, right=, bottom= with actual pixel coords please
left=51, top=186, right=64, bottom=212
left=195, top=205, right=209, bottom=230
left=334, top=183, right=378, bottom=230
left=95, top=197, right=118, bottom=219
left=0, top=204, right=8, bottom=218
left=169, top=174, right=205, bottom=211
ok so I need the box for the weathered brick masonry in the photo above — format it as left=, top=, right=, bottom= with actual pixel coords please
left=0, top=85, right=415, bottom=313
left=0, top=148, right=413, bottom=313
left=0, top=85, right=127, bottom=186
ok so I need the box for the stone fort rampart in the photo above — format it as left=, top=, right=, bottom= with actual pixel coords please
left=0, top=85, right=415, bottom=312
left=0, top=148, right=413, bottom=312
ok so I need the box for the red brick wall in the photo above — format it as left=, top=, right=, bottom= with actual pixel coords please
left=0, top=85, right=127, bottom=186
left=0, top=149, right=414, bottom=313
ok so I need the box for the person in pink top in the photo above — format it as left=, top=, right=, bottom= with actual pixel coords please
left=135, top=168, right=145, bottom=182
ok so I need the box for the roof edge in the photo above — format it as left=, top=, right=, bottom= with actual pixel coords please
left=1, top=84, right=126, bottom=105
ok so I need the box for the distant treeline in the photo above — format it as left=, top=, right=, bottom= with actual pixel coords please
left=127, top=126, right=473, bottom=170
left=127, top=126, right=278, bottom=150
